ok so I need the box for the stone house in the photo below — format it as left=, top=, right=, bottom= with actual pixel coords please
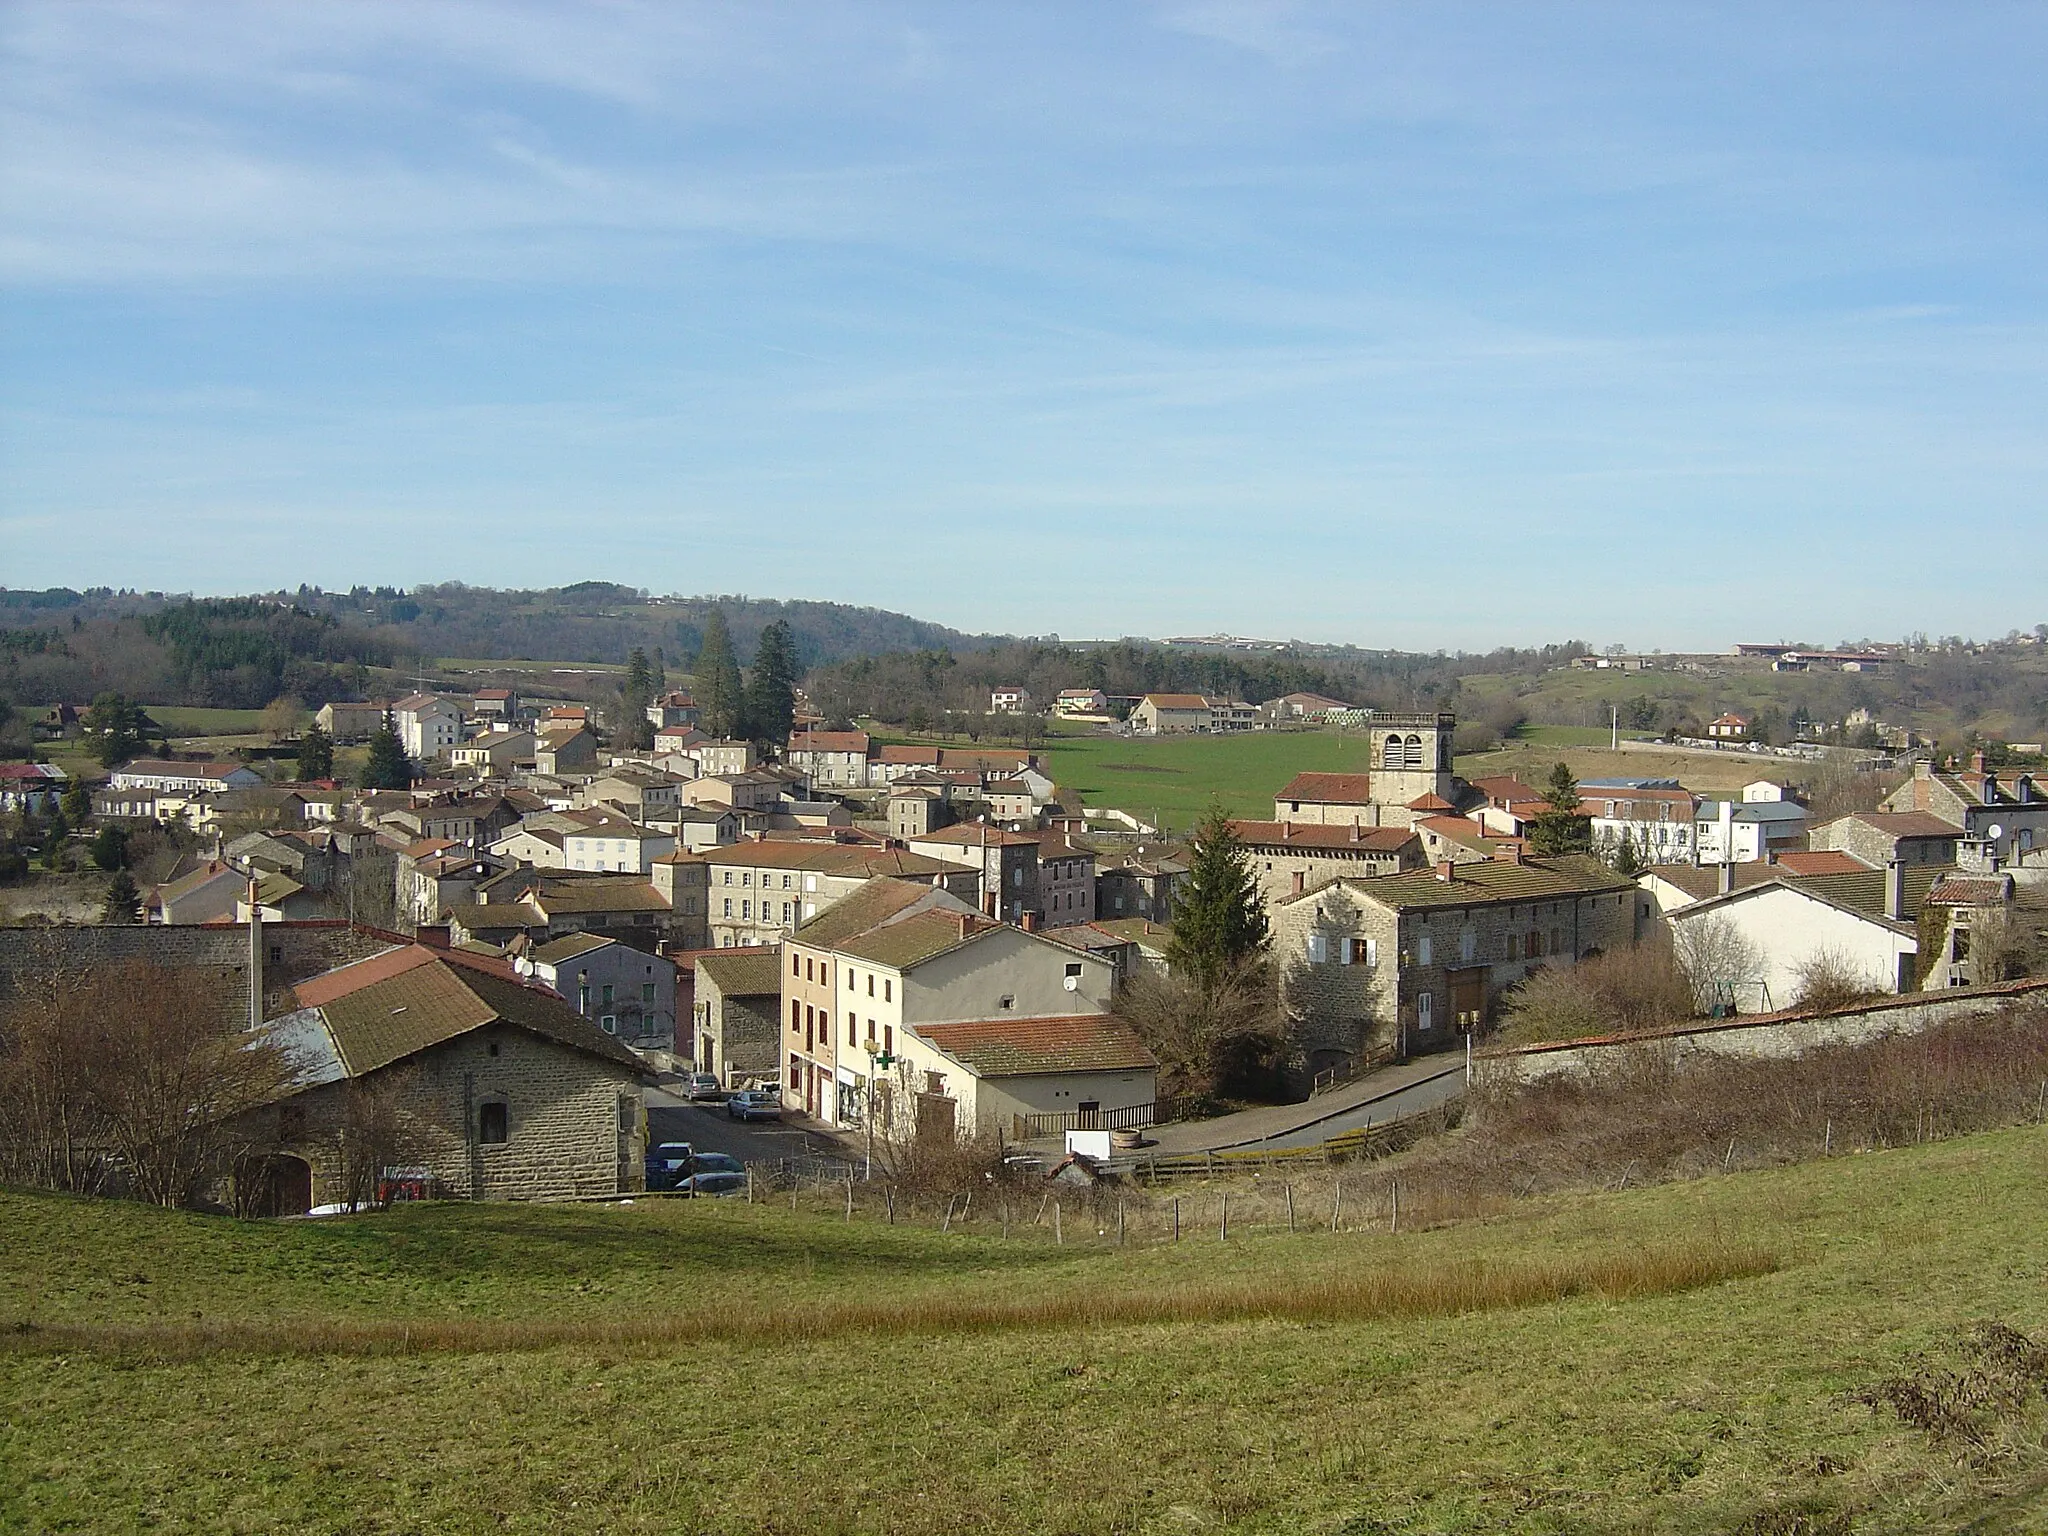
left=450, top=729, right=535, bottom=777
left=1093, top=852, right=1186, bottom=922
left=254, top=945, right=650, bottom=1211
left=533, top=725, right=598, bottom=776
left=786, top=730, right=874, bottom=788
left=645, top=690, right=698, bottom=729
left=1811, top=810, right=1965, bottom=869
left=472, top=687, right=518, bottom=722
left=1131, top=693, right=1215, bottom=734
left=575, top=769, right=684, bottom=820
left=1229, top=820, right=1423, bottom=911
left=1882, top=756, right=2048, bottom=864
left=1272, top=772, right=1378, bottom=826
left=1036, top=833, right=1097, bottom=928
left=1268, top=853, right=1640, bottom=1085
left=690, top=946, right=783, bottom=1086
left=903, top=823, right=1045, bottom=923
left=887, top=780, right=953, bottom=839
left=314, top=702, right=387, bottom=741
left=687, top=838, right=973, bottom=949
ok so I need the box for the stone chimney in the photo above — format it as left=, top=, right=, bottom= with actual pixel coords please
left=1349, top=820, right=1360, bottom=842
left=1434, top=859, right=1454, bottom=883
left=1884, top=858, right=1907, bottom=922
left=1492, top=842, right=1523, bottom=865
left=1971, top=749, right=1988, bottom=776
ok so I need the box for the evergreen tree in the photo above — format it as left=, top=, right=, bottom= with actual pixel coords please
left=694, top=610, right=745, bottom=739
left=101, top=869, right=142, bottom=924
left=744, top=620, right=801, bottom=745
left=359, top=710, right=414, bottom=790
left=1167, top=806, right=1270, bottom=994
left=1529, top=762, right=1591, bottom=856
left=60, top=778, right=92, bottom=828
left=82, top=692, right=148, bottom=769
left=1608, top=826, right=1645, bottom=877
left=90, top=825, right=129, bottom=872
left=296, top=723, right=334, bottom=780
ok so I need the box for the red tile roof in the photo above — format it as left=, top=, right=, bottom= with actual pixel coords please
left=1276, top=772, right=1375, bottom=805
left=1770, top=850, right=1870, bottom=876
left=913, top=1014, right=1156, bottom=1077
left=1141, top=693, right=1212, bottom=710
left=790, top=731, right=872, bottom=754
left=1228, top=820, right=1417, bottom=852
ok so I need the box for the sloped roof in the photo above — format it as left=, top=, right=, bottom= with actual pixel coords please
left=1141, top=693, right=1212, bottom=710
left=1087, top=917, right=1174, bottom=948
left=1407, top=793, right=1457, bottom=812
left=907, top=824, right=1043, bottom=848
left=689, top=841, right=951, bottom=877
left=695, top=948, right=785, bottom=998
left=1827, top=810, right=1965, bottom=839
left=792, top=877, right=957, bottom=948
left=1286, top=854, right=1629, bottom=911
left=913, top=1014, right=1156, bottom=1078
left=530, top=880, right=669, bottom=915
left=1227, top=820, right=1417, bottom=853
left=1770, top=850, right=1872, bottom=877
left=1926, top=877, right=2012, bottom=907
left=876, top=745, right=942, bottom=766
left=836, top=909, right=1005, bottom=969
left=529, top=932, right=617, bottom=964
left=445, top=902, right=551, bottom=932
left=1276, top=772, right=1375, bottom=805
left=789, top=731, right=872, bottom=754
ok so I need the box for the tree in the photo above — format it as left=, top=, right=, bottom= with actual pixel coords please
left=1113, top=963, right=1287, bottom=1101
left=1167, top=807, right=1270, bottom=995
left=1606, top=825, right=1645, bottom=877
left=694, top=610, right=744, bottom=739
left=295, top=722, right=334, bottom=781
left=259, top=695, right=308, bottom=743
left=90, top=824, right=129, bottom=872
left=81, top=692, right=148, bottom=769
left=1528, top=762, right=1591, bottom=856
left=744, top=619, right=800, bottom=745
left=359, top=710, right=414, bottom=790
left=100, top=869, right=141, bottom=923
left=59, top=778, right=92, bottom=829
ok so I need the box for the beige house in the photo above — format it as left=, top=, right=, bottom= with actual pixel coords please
left=900, top=1014, right=1158, bottom=1142
left=450, top=728, right=535, bottom=777
left=687, top=838, right=974, bottom=949
left=1131, top=693, right=1216, bottom=734
left=786, top=730, right=874, bottom=788
left=779, top=888, right=1120, bottom=1130
left=533, top=725, right=598, bottom=776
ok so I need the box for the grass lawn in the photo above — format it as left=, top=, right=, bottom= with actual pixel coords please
left=1012, top=730, right=1379, bottom=831
left=5, top=1127, right=2048, bottom=1533
left=146, top=706, right=267, bottom=735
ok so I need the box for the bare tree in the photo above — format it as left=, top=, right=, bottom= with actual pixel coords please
left=332, top=1068, right=429, bottom=1211
left=1790, top=946, right=1889, bottom=1013
left=1496, top=930, right=1696, bottom=1046
left=1113, top=961, right=1288, bottom=1101
left=0, top=959, right=292, bottom=1207
left=1672, top=916, right=1766, bottom=1014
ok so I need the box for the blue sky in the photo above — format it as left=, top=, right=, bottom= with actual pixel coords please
left=2, top=2, right=2043, bottom=650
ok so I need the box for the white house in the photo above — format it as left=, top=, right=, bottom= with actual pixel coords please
left=1664, top=875, right=1918, bottom=1011
left=561, top=817, right=676, bottom=874
left=989, top=686, right=1031, bottom=715
left=110, top=759, right=265, bottom=794
left=1580, top=779, right=1699, bottom=866
left=1695, top=797, right=1809, bottom=864
left=392, top=693, right=467, bottom=760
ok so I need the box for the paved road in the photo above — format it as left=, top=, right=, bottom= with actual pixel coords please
left=1122, top=1056, right=1469, bottom=1157
left=1248, top=1067, right=1466, bottom=1150
left=643, top=1084, right=851, bottom=1168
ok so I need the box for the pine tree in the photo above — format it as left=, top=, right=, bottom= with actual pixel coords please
left=359, top=710, right=414, bottom=790
left=101, top=869, right=142, bottom=924
left=296, top=723, right=334, bottom=780
left=694, top=610, right=745, bottom=739
left=60, top=778, right=92, bottom=828
left=1608, top=826, right=1645, bottom=877
left=1166, top=807, right=1270, bottom=994
left=744, top=620, right=801, bottom=745
left=90, top=825, right=129, bottom=872
left=82, top=692, right=148, bottom=769
left=1529, top=762, right=1591, bottom=857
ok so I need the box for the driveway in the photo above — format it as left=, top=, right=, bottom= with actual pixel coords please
left=1126, top=1055, right=1469, bottom=1156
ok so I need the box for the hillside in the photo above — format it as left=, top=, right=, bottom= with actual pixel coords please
left=6, top=1126, right=2048, bottom=1532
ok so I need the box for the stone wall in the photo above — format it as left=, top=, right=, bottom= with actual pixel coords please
left=1474, top=974, right=2048, bottom=1088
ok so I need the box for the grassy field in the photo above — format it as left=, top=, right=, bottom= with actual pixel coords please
left=1013, top=730, right=1378, bottom=831
left=146, top=706, right=267, bottom=736
left=6, top=1127, right=2048, bottom=1533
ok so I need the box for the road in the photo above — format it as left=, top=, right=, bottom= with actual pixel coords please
left=1247, top=1066, right=1466, bottom=1150
left=643, top=1082, right=852, bottom=1168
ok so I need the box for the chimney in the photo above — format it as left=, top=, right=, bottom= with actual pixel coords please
left=1282, top=819, right=1293, bottom=841
left=982, top=888, right=998, bottom=918
left=957, top=911, right=972, bottom=940
left=1021, top=911, right=1039, bottom=933
left=1718, top=859, right=1735, bottom=896
left=246, top=876, right=263, bottom=1031
left=1884, top=857, right=1906, bottom=922
left=1492, top=842, right=1523, bottom=865
left=1291, top=870, right=1306, bottom=896
left=1434, top=859, right=1454, bottom=883
left=1971, top=749, right=1988, bottom=776
left=1349, top=820, right=1360, bottom=843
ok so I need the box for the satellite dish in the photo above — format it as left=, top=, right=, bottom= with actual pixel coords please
left=1987, top=823, right=2005, bottom=841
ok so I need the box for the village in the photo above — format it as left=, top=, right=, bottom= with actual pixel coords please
left=4, top=656, right=2042, bottom=1218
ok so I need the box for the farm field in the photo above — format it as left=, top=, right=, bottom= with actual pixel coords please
left=5, top=1126, right=2048, bottom=1533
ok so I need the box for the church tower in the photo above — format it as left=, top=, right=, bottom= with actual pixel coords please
left=1368, top=712, right=1457, bottom=812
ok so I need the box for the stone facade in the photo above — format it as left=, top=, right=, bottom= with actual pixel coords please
left=269, top=1025, right=645, bottom=1205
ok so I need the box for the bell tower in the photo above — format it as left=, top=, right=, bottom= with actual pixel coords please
left=1368, top=713, right=1456, bottom=811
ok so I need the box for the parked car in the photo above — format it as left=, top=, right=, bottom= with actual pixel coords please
left=682, top=1072, right=725, bottom=1103
left=644, top=1141, right=695, bottom=1191
left=688, top=1151, right=745, bottom=1176
left=726, top=1089, right=782, bottom=1122
left=674, top=1171, right=748, bottom=1198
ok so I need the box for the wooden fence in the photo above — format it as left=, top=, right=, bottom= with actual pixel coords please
left=1012, top=1097, right=1194, bottom=1141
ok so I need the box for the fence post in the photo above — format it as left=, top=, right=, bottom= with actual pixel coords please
left=1331, top=1178, right=1342, bottom=1232
left=886, top=1187, right=895, bottom=1225
left=1285, top=1181, right=1295, bottom=1233
left=1173, top=1196, right=1180, bottom=1243
left=1054, top=1200, right=1063, bottom=1245
left=1219, top=1193, right=1228, bottom=1242
left=845, top=1173, right=853, bottom=1221
left=1390, top=1182, right=1398, bottom=1234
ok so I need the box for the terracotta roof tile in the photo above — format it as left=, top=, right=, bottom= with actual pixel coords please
left=1276, top=772, right=1375, bottom=804
left=913, top=1014, right=1155, bottom=1077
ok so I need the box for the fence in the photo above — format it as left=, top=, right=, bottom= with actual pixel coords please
left=1012, top=1097, right=1194, bottom=1142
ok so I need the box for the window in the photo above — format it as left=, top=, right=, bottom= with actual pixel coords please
left=601, top=984, right=613, bottom=1006
left=848, top=1012, right=858, bottom=1046
left=806, top=957, right=815, bottom=982
left=867, top=973, right=875, bottom=997
left=741, top=900, right=751, bottom=919
left=642, top=982, right=656, bottom=1003
left=1306, top=933, right=1329, bottom=964
left=1459, top=929, right=1477, bottom=963
left=578, top=982, right=590, bottom=1013
left=999, top=994, right=1015, bottom=1010
left=723, top=870, right=733, bottom=885
left=783, top=873, right=793, bottom=888
left=1065, top=963, right=1083, bottom=979
left=1417, top=992, right=1434, bottom=1031
left=600, top=1015, right=617, bottom=1034
left=791, top=999, right=801, bottom=1031
left=884, top=979, right=892, bottom=1002
left=792, top=953, right=801, bottom=976
left=883, top=1024, right=893, bottom=1055
left=479, top=1101, right=509, bottom=1144
left=1417, top=933, right=1432, bottom=966
left=722, top=898, right=732, bottom=917
left=1354, top=938, right=1378, bottom=967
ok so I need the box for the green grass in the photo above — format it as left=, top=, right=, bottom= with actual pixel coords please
left=1019, top=730, right=1378, bottom=831
left=6, top=1127, right=2048, bottom=1533
left=145, top=707, right=266, bottom=735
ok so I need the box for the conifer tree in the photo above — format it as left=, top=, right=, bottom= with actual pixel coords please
left=744, top=620, right=801, bottom=745
left=359, top=710, right=414, bottom=790
left=694, top=610, right=745, bottom=739
left=101, top=869, right=142, bottom=924
left=1529, top=762, right=1591, bottom=856
left=296, top=723, right=334, bottom=780
left=1167, top=806, right=1269, bottom=994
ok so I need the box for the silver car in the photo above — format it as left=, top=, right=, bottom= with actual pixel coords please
left=726, top=1089, right=783, bottom=1122
left=682, top=1072, right=725, bottom=1103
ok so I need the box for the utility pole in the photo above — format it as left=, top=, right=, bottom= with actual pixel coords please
left=1611, top=703, right=1619, bottom=752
